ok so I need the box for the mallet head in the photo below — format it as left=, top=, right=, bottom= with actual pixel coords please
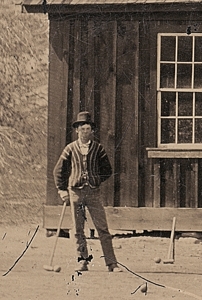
left=163, top=259, right=174, bottom=264
left=43, top=265, right=54, bottom=271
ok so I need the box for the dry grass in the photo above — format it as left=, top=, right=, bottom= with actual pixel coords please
left=0, top=2, right=49, bottom=224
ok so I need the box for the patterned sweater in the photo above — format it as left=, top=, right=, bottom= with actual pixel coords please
left=53, top=140, right=112, bottom=190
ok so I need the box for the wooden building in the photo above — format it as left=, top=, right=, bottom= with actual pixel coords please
left=23, top=0, right=202, bottom=232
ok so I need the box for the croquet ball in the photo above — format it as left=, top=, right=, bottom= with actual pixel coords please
left=53, top=265, right=61, bottom=272
left=154, top=257, right=161, bottom=263
left=140, top=283, right=147, bottom=293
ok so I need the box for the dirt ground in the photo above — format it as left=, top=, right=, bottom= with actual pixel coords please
left=0, top=3, right=202, bottom=300
left=1, top=224, right=202, bottom=300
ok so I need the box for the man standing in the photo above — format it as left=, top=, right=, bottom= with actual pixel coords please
left=53, top=111, right=121, bottom=272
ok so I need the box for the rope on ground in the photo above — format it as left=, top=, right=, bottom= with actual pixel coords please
left=2, top=225, right=39, bottom=276
left=101, top=256, right=202, bottom=300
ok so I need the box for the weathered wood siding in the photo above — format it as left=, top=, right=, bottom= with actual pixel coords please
left=47, top=15, right=139, bottom=207
left=47, top=13, right=202, bottom=212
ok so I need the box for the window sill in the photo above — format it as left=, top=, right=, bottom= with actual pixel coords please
left=146, top=148, right=202, bottom=158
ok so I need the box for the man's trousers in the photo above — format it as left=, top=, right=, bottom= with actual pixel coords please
left=68, top=186, right=117, bottom=266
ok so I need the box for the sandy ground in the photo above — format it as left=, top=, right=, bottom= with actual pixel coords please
left=1, top=224, right=202, bottom=300
left=1, top=5, right=201, bottom=299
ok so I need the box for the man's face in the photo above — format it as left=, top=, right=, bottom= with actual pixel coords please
left=76, top=123, right=93, bottom=143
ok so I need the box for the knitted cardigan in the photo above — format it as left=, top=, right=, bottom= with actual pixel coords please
left=53, top=140, right=112, bottom=190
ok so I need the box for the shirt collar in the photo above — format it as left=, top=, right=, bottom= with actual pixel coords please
left=78, top=139, right=91, bottom=147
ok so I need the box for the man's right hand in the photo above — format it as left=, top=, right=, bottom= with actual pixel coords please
left=58, top=190, right=70, bottom=205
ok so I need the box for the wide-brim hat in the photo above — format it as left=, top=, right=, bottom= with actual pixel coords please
left=72, top=111, right=96, bottom=129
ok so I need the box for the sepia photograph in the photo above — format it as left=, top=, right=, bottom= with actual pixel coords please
left=1, top=0, right=202, bottom=299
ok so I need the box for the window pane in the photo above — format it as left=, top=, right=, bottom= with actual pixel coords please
left=161, top=119, right=175, bottom=143
left=194, top=64, right=202, bottom=88
left=195, top=93, right=202, bottom=116
left=178, top=119, right=192, bottom=143
left=195, top=37, right=202, bottom=62
left=160, top=64, right=175, bottom=88
left=195, top=119, right=202, bottom=143
left=161, top=92, right=176, bottom=116
left=178, top=36, right=192, bottom=62
left=177, top=64, right=192, bottom=88
left=178, top=92, right=193, bottom=116
left=161, top=36, right=175, bottom=61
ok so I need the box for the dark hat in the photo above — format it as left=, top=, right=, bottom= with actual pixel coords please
left=72, top=111, right=96, bottom=129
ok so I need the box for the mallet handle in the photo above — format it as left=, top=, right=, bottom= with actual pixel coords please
left=49, top=201, right=66, bottom=266
left=167, top=217, right=176, bottom=260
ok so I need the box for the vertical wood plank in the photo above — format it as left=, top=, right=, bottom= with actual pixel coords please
left=46, top=18, right=69, bottom=205
left=75, top=18, right=96, bottom=152
left=66, top=20, right=75, bottom=144
left=198, top=159, right=202, bottom=208
left=116, top=20, right=139, bottom=207
left=72, top=19, right=81, bottom=142
left=185, top=159, right=199, bottom=208
left=79, top=20, right=95, bottom=117
left=191, top=159, right=198, bottom=208
left=185, top=159, right=198, bottom=208
left=114, top=22, right=125, bottom=206
left=153, top=158, right=161, bottom=207
left=139, top=20, right=155, bottom=207
left=114, top=18, right=122, bottom=206
left=173, top=159, right=181, bottom=207
left=164, top=159, right=180, bottom=208
left=180, top=159, right=186, bottom=207
left=80, top=19, right=88, bottom=112
left=185, top=160, right=192, bottom=207
left=70, top=18, right=98, bottom=188
left=144, top=159, right=153, bottom=207
left=164, top=159, right=174, bottom=207
left=62, top=20, right=70, bottom=145
left=86, top=20, right=95, bottom=115
left=97, top=20, right=117, bottom=206
left=93, top=19, right=101, bottom=142
left=148, top=20, right=158, bottom=148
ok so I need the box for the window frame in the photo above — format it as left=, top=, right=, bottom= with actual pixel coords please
left=157, top=33, right=202, bottom=149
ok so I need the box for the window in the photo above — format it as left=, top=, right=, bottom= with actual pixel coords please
left=157, top=33, right=202, bottom=148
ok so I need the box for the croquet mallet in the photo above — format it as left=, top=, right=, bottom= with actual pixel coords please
left=163, top=216, right=176, bottom=264
left=43, top=201, right=66, bottom=271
